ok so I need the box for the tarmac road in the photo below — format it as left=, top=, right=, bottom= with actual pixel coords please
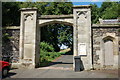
left=2, top=54, right=119, bottom=79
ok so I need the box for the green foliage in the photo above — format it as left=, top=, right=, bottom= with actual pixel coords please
left=19, top=2, right=73, bottom=15
left=100, top=2, right=119, bottom=19
left=2, top=33, right=9, bottom=41
left=40, top=41, right=56, bottom=66
left=0, top=0, right=16, bottom=2
left=2, top=33, right=12, bottom=45
left=57, top=24, right=73, bottom=48
left=99, top=2, right=113, bottom=13
left=90, top=4, right=100, bottom=24
left=2, top=2, right=119, bottom=56
left=2, top=2, right=119, bottom=25
left=44, top=2, right=73, bottom=15
left=90, top=2, right=119, bottom=24
left=2, top=2, right=20, bottom=26
left=40, top=50, right=66, bottom=66
left=41, top=24, right=73, bottom=51
left=41, top=24, right=60, bottom=52
left=39, top=2, right=73, bottom=51
left=40, top=42, right=54, bottom=52
left=39, top=41, right=67, bottom=66
left=40, top=51, right=60, bottom=61
left=2, top=2, right=73, bottom=51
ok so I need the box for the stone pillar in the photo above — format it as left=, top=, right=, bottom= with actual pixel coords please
left=73, top=5, right=92, bottom=70
left=19, top=8, right=40, bottom=68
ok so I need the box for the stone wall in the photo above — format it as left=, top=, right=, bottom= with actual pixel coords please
left=2, top=25, right=120, bottom=69
left=2, top=26, right=20, bottom=63
left=92, top=24, right=120, bottom=69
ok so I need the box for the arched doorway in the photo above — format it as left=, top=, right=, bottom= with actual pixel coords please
left=39, top=22, right=73, bottom=69
left=103, top=38, right=114, bottom=66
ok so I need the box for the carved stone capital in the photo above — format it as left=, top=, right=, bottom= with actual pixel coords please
left=24, top=13, right=34, bottom=21
left=77, top=11, right=87, bottom=19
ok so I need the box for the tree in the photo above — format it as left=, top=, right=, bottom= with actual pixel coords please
left=0, top=0, right=16, bottom=2
left=39, top=2, right=73, bottom=51
left=90, top=2, right=120, bottom=23
left=2, top=2, right=20, bottom=26
left=90, top=4, right=100, bottom=24
left=44, top=2, right=73, bottom=15
left=2, top=2, right=73, bottom=51
left=100, top=2, right=119, bottom=19
left=57, top=24, right=73, bottom=48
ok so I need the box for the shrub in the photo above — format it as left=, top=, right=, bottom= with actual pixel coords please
left=39, top=42, right=67, bottom=66
left=40, top=42, right=54, bottom=52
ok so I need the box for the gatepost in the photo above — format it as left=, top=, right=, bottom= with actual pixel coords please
left=19, top=8, right=40, bottom=68
left=73, top=5, right=92, bottom=70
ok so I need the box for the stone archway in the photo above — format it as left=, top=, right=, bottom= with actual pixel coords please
left=19, top=5, right=92, bottom=70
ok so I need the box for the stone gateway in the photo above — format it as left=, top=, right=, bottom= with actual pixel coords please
left=19, top=5, right=92, bottom=70
left=2, top=5, right=120, bottom=71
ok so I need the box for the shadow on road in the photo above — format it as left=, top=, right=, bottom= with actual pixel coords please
left=40, top=62, right=73, bottom=67
left=62, top=51, right=73, bottom=55
left=2, top=72, right=16, bottom=79
left=49, top=62, right=73, bottom=65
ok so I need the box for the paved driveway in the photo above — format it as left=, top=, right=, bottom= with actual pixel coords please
left=2, top=54, right=119, bottom=79
left=46, top=54, right=73, bottom=69
left=3, top=68, right=118, bottom=78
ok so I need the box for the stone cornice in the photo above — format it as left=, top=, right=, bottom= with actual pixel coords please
left=20, top=8, right=37, bottom=11
left=38, top=14, right=73, bottom=19
left=3, top=26, right=20, bottom=29
left=73, top=5, right=91, bottom=8
left=92, top=24, right=120, bottom=28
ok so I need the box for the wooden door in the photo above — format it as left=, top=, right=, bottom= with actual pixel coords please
left=104, top=39, right=114, bottom=66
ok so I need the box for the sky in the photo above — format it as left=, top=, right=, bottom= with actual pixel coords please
left=72, top=2, right=102, bottom=7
